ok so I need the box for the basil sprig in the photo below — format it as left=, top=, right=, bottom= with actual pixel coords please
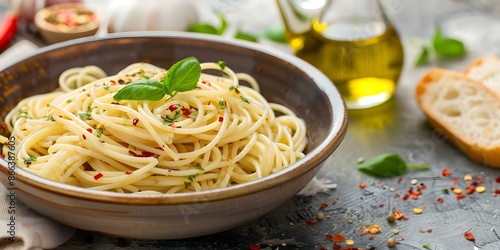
left=113, top=57, right=201, bottom=101
left=415, top=26, right=466, bottom=66
left=357, top=153, right=429, bottom=178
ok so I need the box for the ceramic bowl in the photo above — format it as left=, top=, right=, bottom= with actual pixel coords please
left=34, top=3, right=99, bottom=44
left=0, top=32, right=347, bottom=239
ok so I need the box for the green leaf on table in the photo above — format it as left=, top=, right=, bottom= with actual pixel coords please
left=264, top=26, right=287, bottom=43
left=188, top=11, right=228, bottom=35
left=188, top=24, right=219, bottom=35
left=433, top=38, right=466, bottom=57
left=357, top=153, right=429, bottom=178
left=432, top=26, right=466, bottom=57
left=235, top=29, right=258, bottom=42
left=415, top=46, right=429, bottom=66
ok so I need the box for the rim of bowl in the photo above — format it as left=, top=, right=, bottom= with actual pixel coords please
left=34, top=3, right=99, bottom=34
left=0, top=32, right=347, bottom=205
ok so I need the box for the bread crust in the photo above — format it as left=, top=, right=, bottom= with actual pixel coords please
left=415, top=68, right=500, bottom=169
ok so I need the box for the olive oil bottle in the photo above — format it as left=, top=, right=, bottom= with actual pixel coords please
left=277, top=0, right=404, bottom=109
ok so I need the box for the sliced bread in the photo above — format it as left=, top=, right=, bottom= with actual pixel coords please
left=463, top=56, right=500, bottom=97
left=415, top=68, right=500, bottom=169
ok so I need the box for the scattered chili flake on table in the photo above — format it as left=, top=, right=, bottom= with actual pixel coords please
left=394, top=210, right=404, bottom=220
left=464, top=231, right=475, bottom=242
left=248, top=243, right=260, bottom=250
left=359, top=182, right=367, bottom=189
left=437, top=198, right=444, bottom=203
left=442, top=168, right=452, bottom=177
left=368, top=225, right=381, bottom=234
left=330, top=233, right=346, bottom=243
left=305, top=219, right=317, bottom=225
left=320, top=203, right=329, bottom=209
left=496, top=177, right=500, bottom=183
left=456, top=194, right=465, bottom=200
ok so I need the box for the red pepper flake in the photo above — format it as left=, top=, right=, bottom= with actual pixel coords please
left=0, top=153, right=5, bottom=159
left=427, top=229, right=433, bottom=233
left=128, top=150, right=154, bottom=157
left=320, top=203, right=329, bottom=209
left=305, top=219, right=317, bottom=225
left=464, top=231, right=475, bottom=242
left=332, top=196, right=340, bottom=205
left=359, top=182, right=367, bottom=189
left=331, top=233, right=346, bottom=242
left=494, top=189, right=500, bottom=195
left=248, top=244, right=260, bottom=250
left=466, top=187, right=475, bottom=195
left=93, top=172, right=103, bottom=180
left=437, top=198, right=444, bottom=203
left=1, top=122, right=7, bottom=129
left=201, top=80, right=211, bottom=86
left=218, top=116, right=224, bottom=122
left=419, top=229, right=425, bottom=233
left=132, top=118, right=139, bottom=126
left=82, top=134, right=86, bottom=140
left=319, top=247, right=326, bottom=250
left=456, top=194, right=465, bottom=200
left=368, top=235, right=374, bottom=240
left=378, top=203, right=384, bottom=207
left=333, top=243, right=342, bottom=249
left=442, top=168, right=452, bottom=177
left=397, top=177, right=403, bottom=184
left=402, top=193, right=410, bottom=200
left=110, top=80, right=116, bottom=85
left=394, top=210, right=404, bottom=220
left=125, top=170, right=133, bottom=174
left=111, top=101, right=120, bottom=105
left=496, top=177, right=500, bottom=183
left=86, top=128, right=92, bottom=133
left=452, top=178, right=459, bottom=184
left=181, top=107, right=191, bottom=116
left=168, top=104, right=178, bottom=112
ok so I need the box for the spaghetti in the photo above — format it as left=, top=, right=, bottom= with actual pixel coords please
left=1, top=60, right=307, bottom=194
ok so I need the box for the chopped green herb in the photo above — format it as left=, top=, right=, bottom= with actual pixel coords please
left=187, top=174, right=199, bottom=182
left=218, top=99, right=227, bottom=109
left=96, top=128, right=104, bottom=138
left=442, top=188, right=450, bottom=194
left=422, top=243, right=431, bottom=249
left=66, top=99, right=72, bottom=103
left=229, top=86, right=236, bottom=91
left=77, top=113, right=92, bottom=120
left=184, top=181, right=192, bottom=189
left=103, top=86, right=110, bottom=91
left=235, top=29, right=258, bottom=42
left=357, top=153, right=430, bottom=178
left=217, top=61, right=226, bottom=70
left=195, top=163, right=204, bottom=171
left=23, top=155, right=37, bottom=165
left=163, top=111, right=180, bottom=124
left=240, top=96, right=250, bottom=103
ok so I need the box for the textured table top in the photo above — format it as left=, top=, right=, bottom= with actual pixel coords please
left=3, top=0, right=500, bottom=249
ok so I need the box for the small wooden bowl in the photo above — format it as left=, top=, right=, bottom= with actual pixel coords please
left=34, top=3, right=99, bottom=44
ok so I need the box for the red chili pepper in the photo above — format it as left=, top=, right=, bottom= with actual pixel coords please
left=82, top=134, right=86, bottom=140
left=456, top=194, right=465, bottom=200
left=132, top=118, right=139, bottom=126
left=437, top=198, right=444, bottom=203
left=218, top=116, right=224, bottom=122
left=320, top=203, right=328, bottom=209
left=464, top=231, right=475, bottom=242
left=333, top=243, right=342, bottom=249
left=93, top=173, right=103, bottom=180
left=86, top=128, right=92, bottom=133
left=125, top=170, right=133, bottom=174
left=394, top=210, right=404, bottom=220
left=0, top=14, right=17, bottom=52
left=359, top=182, right=367, bottom=189
left=496, top=177, right=500, bottom=183
left=331, top=233, right=346, bottom=242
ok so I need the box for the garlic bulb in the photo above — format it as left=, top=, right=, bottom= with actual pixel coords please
left=107, top=0, right=199, bottom=33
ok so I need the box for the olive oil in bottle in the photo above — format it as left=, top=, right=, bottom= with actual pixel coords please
left=289, top=19, right=404, bottom=109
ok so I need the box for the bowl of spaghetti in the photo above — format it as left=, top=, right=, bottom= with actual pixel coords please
left=0, top=32, right=347, bottom=239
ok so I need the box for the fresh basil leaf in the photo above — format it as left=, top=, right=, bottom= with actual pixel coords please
left=113, top=79, right=165, bottom=101
left=217, top=61, right=226, bottom=70
left=264, top=26, right=287, bottom=43
left=217, top=12, right=228, bottom=35
left=164, top=57, right=201, bottom=95
left=188, top=24, right=219, bottom=35
left=433, top=38, right=466, bottom=57
left=432, top=26, right=443, bottom=45
left=415, top=46, right=429, bottom=66
left=357, top=153, right=429, bottom=178
left=357, top=153, right=408, bottom=178
left=235, top=30, right=258, bottom=42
